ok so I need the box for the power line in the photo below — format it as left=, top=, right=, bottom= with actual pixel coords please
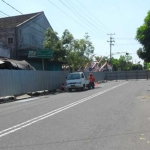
left=76, top=0, right=113, bottom=33
left=48, top=0, right=106, bottom=40
left=1, top=0, right=47, bottom=31
left=0, top=1, right=57, bottom=52
left=116, top=38, right=135, bottom=39
left=115, top=38, right=136, bottom=41
left=66, top=0, right=111, bottom=35
left=58, top=0, right=107, bottom=39
left=1, top=0, right=49, bottom=48
left=115, top=43, right=139, bottom=45
left=1, top=0, right=23, bottom=14
left=63, top=0, right=108, bottom=38
left=1, top=0, right=107, bottom=41
left=0, top=10, right=9, bottom=16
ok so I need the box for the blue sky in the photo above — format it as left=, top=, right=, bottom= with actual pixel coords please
left=0, top=0, right=150, bottom=64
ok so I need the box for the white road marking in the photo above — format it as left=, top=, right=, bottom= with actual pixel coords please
left=0, top=82, right=128, bottom=138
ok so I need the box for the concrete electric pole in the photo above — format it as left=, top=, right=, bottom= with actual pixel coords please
left=107, top=33, right=115, bottom=66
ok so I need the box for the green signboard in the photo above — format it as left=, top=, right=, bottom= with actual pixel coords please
left=28, top=50, right=53, bottom=58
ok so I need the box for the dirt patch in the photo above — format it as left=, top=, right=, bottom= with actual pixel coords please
left=138, top=94, right=150, bottom=101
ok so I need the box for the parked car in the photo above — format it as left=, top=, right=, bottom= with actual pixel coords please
left=66, top=72, right=90, bottom=92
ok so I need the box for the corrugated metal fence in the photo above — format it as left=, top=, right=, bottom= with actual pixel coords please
left=0, top=70, right=69, bottom=97
left=84, top=72, right=105, bottom=81
left=1, top=70, right=150, bottom=97
left=84, top=70, right=150, bottom=81
left=105, top=70, right=150, bottom=80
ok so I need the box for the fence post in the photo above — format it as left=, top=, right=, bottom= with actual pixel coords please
left=105, top=72, right=107, bottom=82
left=146, top=70, right=148, bottom=80
left=136, top=71, right=138, bottom=81
left=126, top=71, right=128, bottom=81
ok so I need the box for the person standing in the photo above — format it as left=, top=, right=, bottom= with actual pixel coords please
left=89, top=73, right=95, bottom=89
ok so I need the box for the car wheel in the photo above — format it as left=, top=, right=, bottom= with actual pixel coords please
left=88, top=84, right=91, bottom=90
left=82, top=84, right=85, bottom=91
left=69, top=88, right=72, bottom=92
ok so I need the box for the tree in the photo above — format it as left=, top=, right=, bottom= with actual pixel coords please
left=61, top=29, right=74, bottom=46
left=43, top=28, right=94, bottom=70
left=111, top=57, right=119, bottom=71
left=136, top=11, right=150, bottom=62
left=117, top=54, right=132, bottom=71
left=61, top=29, right=74, bottom=63
left=130, top=64, right=143, bottom=70
left=143, top=62, right=150, bottom=70
left=44, top=28, right=64, bottom=61
left=66, top=34, right=94, bottom=71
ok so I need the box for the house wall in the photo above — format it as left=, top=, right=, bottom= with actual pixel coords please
left=0, top=45, right=10, bottom=58
left=0, top=28, right=16, bottom=58
left=17, top=12, right=52, bottom=57
left=27, top=59, right=62, bottom=71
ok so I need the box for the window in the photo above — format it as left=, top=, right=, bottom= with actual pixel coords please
left=81, top=73, right=84, bottom=78
left=8, top=38, right=13, bottom=44
left=67, top=73, right=81, bottom=80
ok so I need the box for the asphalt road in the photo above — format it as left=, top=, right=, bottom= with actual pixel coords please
left=0, top=80, right=150, bottom=150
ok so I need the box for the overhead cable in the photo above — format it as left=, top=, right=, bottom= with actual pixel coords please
left=65, top=0, right=110, bottom=35
left=0, top=10, right=9, bottom=16
left=48, top=0, right=106, bottom=40
left=61, top=0, right=108, bottom=38
left=76, top=0, right=113, bottom=33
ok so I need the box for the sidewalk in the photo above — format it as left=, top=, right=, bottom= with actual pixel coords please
left=0, top=90, right=56, bottom=104
left=0, top=81, right=104, bottom=104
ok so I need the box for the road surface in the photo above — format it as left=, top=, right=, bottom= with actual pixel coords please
left=0, top=80, right=150, bottom=150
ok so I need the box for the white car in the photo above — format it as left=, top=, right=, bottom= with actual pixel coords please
left=66, top=72, right=90, bottom=92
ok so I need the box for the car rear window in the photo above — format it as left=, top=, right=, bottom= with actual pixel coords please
left=67, top=73, right=81, bottom=80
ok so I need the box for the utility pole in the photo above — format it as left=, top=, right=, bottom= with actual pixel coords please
left=107, top=33, right=115, bottom=66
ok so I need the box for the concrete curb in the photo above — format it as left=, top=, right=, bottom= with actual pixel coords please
left=0, top=89, right=59, bottom=104
left=0, top=80, right=105, bottom=104
left=16, top=94, right=31, bottom=100
left=0, top=96, right=15, bottom=103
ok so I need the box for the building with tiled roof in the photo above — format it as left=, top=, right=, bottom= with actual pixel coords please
left=0, top=12, right=41, bottom=29
left=0, top=11, right=52, bottom=59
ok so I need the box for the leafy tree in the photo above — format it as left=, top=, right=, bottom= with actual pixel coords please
left=96, top=54, right=142, bottom=71
left=44, top=28, right=58, bottom=49
left=136, top=11, right=150, bottom=62
left=44, top=28, right=94, bottom=70
left=130, top=64, right=143, bottom=70
left=44, top=28, right=64, bottom=61
left=143, top=62, right=150, bottom=70
left=61, top=29, right=74, bottom=45
left=111, top=57, right=119, bottom=71
left=61, top=29, right=74, bottom=63
left=67, top=34, right=94, bottom=71
left=117, top=55, right=132, bottom=71
left=95, top=56, right=100, bottom=62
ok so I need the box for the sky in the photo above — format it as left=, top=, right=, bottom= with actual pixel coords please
left=0, top=0, right=150, bottom=64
